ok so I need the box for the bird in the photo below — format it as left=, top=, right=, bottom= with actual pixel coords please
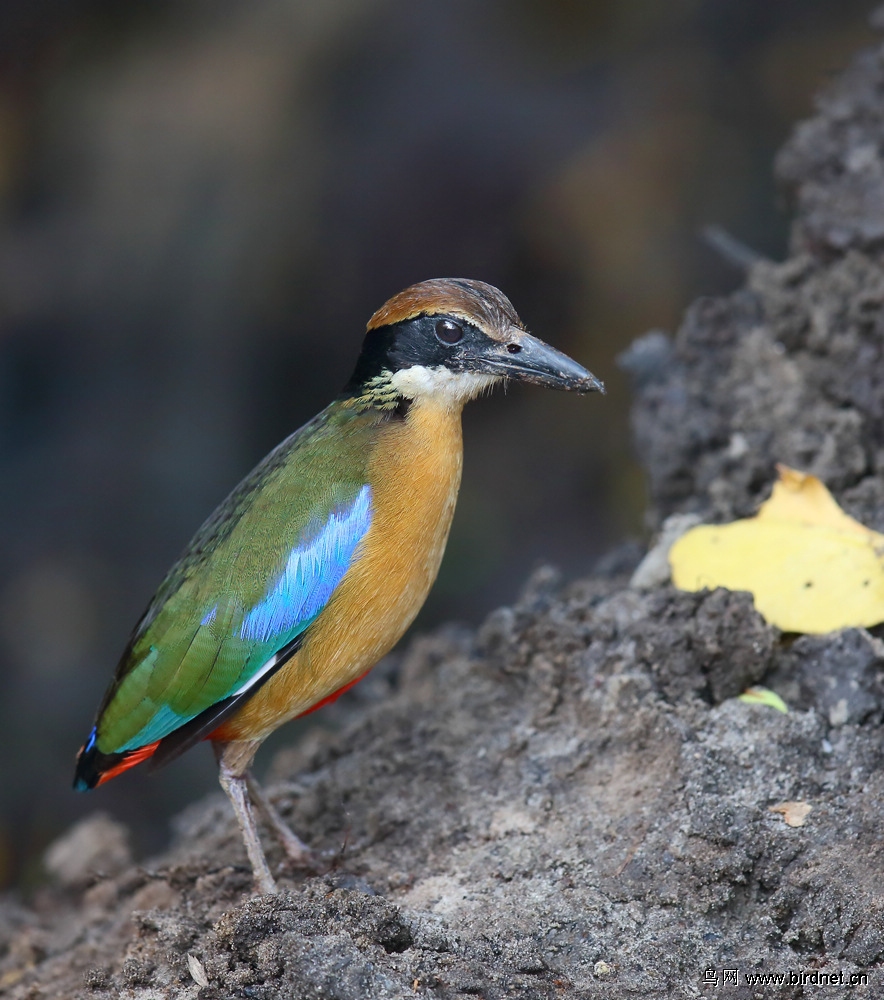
left=74, top=278, right=604, bottom=894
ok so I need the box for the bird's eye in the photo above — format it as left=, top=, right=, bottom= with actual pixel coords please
left=435, top=319, right=464, bottom=345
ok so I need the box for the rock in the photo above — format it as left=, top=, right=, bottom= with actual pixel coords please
left=629, top=512, right=701, bottom=590
left=43, top=813, right=132, bottom=888
left=789, top=629, right=884, bottom=727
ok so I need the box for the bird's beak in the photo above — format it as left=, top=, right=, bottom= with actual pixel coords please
left=476, top=330, right=605, bottom=394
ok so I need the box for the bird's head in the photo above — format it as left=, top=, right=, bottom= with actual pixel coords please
left=344, top=278, right=604, bottom=411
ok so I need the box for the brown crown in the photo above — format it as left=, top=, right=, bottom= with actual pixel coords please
left=367, top=278, right=525, bottom=340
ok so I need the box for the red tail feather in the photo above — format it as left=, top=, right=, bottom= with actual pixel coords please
left=96, top=741, right=161, bottom=786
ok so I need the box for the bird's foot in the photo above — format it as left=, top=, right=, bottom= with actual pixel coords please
left=218, top=762, right=279, bottom=894
left=245, top=774, right=323, bottom=873
left=253, top=865, right=278, bottom=896
left=274, top=825, right=322, bottom=871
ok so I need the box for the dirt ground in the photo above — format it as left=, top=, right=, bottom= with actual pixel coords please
left=4, top=22, right=884, bottom=1000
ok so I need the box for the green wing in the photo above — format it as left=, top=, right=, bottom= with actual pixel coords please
left=88, top=402, right=379, bottom=757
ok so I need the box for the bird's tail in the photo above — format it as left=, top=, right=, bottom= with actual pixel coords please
left=73, top=727, right=161, bottom=790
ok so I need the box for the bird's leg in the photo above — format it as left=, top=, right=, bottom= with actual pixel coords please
left=245, top=773, right=319, bottom=869
left=215, top=741, right=277, bottom=894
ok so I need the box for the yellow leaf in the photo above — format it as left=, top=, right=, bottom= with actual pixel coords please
left=738, top=687, right=789, bottom=713
left=669, top=465, right=884, bottom=633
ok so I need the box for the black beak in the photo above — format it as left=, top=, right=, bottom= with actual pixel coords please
left=476, top=331, right=605, bottom=394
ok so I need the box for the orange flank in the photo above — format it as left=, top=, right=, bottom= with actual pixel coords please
left=207, top=668, right=374, bottom=745
left=96, top=740, right=161, bottom=785
left=212, top=396, right=463, bottom=744
left=295, top=667, right=372, bottom=718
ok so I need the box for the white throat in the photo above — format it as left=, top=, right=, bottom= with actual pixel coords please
left=389, top=366, right=499, bottom=409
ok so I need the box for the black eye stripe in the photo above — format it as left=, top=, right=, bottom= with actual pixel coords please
left=435, top=319, right=464, bottom=345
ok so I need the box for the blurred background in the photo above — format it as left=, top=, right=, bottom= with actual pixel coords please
left=0, top=0, right=873, bottom=887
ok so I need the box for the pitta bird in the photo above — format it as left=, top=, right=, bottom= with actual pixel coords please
left=74, top=278, right=604, bottom=893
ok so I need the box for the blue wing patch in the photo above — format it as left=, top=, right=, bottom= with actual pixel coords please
left=240, top=484, right=372, bottom=643
left=108, top=484, right=373, bottom=752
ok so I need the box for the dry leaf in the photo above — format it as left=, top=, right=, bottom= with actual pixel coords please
left=187, top=954, right=209, bottom=988
left=768, top=801, right=812, bottom=828
left=670, top=465, right=884, bottom=633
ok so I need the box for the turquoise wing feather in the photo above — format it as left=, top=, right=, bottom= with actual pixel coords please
left=90, top=402, right=378, bottom=757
